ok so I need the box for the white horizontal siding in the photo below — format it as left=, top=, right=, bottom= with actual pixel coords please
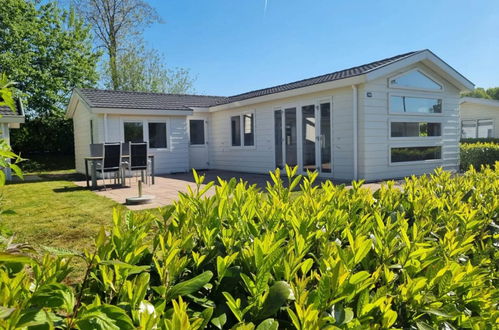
left=208, top=87, right=354, bottom=180
left=73, top=101, right=93, bottom=174
left=460, top=103, right=499, bottom=138
left=359, top=63, right=461, bottom=181
left=101, top=115, right=190, bottom=174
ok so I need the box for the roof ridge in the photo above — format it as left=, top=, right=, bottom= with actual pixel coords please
left=224, top=50, right=422, bottom=100
left=78, top=88, right=226, bottom=99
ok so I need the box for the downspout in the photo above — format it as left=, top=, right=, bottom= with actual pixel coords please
left=104, top=113, right=108, bottom=142
left=352, top=85, right=358, bottom=181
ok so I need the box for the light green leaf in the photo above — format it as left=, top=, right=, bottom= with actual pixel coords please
left=382, top=309, right=397, bottom=328
left=166, top=271, right=213, bottom=301
left=259, top=281, right=293, bottom=319
left=256, top=318, right=279, bottom=330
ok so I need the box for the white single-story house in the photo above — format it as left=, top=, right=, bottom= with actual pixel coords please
left=460, top=97, right=498, bottom=139
left=0, top=99, right=25, bottom=180
left=66, top=49, right=474, bottom=181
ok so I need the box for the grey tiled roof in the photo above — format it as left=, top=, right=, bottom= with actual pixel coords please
left=216, top=50, right=422, bottom=105
left=76, top=50, right=423, bottom=110
left=0, top=99, right=24, bottom=116
left=77, top=89, right=225, bottom=110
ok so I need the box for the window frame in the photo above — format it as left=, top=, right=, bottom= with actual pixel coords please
left=388, top=142, right=443, bottom=166
left=122, top=120, right=145, bottom=144
left=189, top=119, right=207, bottom=147
left=388, top=119, right=443, bottom=141
left=461, top=118, right=495, bottom=139
left=388, top=68, right=444, bottom=92
left=147, top=121, right=169, bottom=150
left=121, top=118, right=170, bottom=151
left=229, top=110, right=256, bottom=149
left=477, top=119, right=494, bottom=138
left=388, top=92, right=444, bottom=116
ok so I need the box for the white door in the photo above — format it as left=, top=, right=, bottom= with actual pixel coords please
left=188, top=118, right=209, bottom=169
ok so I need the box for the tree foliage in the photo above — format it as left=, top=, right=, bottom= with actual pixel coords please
left=462, top=87, right=499, bottom=100
left=103, top=41, right=196, bottom=94
left=0, top=0, right=100, bottom=117
left=77, top=0, right=195, bottom=94
left=76, top=0, right=162, bottom=90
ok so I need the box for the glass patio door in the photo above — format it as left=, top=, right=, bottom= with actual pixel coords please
left=275, top=100, right=331, bottom=175
left=301, top=105, right=317, bottom=172
left=274, top=108, right=297, bottom=169
left=319, top=101, right=332, bottom=173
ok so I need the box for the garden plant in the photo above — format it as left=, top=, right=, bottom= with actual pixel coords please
left=0, top=165, right=498, bottom=329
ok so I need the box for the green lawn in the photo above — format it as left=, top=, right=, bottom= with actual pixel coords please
left=1, top=176, right=127, bottom=252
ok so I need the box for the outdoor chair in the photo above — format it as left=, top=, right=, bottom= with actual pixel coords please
left=94, top=143, right=122, bottom=188
left=90, top=143, right=103, bottom=157
left=123, top=142, right=150, bottom=186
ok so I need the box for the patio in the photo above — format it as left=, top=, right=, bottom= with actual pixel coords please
left=74, top=170, right=392, bottom=210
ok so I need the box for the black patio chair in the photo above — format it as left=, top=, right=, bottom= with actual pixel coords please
left=94, top=143, right=122, bottom=188
left=123, top=142, right=150, bottom=186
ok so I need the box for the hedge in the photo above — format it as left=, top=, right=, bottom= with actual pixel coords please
left=1, top=166, right=498, bottom=329
left=460, top=138, right=499, bottom=144
left=460, top=142, right=499, bottom=171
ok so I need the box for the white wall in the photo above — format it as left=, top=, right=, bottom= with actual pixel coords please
left=359, top=63, right=461, bottom=181
left=72, top=101, right=94, bottom=174
left=208, top=87, right=354, bottom=180
left=460, top=102, right=499, bottom=138
left=1, top=123, right=12, bottom=180
left=104, top=115, right=189, bottom=174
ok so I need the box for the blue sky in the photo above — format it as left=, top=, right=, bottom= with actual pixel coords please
left=144, top=0, right=499, bottom=96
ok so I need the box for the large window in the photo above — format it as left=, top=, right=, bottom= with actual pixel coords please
left=391, top=96, right=442, bottom=114
left=190, top=120, right=205, bottom=145
left=390, top=70, right=442, bottom=90
left=231, top=116, right=241, bottom=146
left=148, top=122, right=167, bottom=148
left=243, top=114, right=254, bottom=146
left=391, top=146, right=441, bottom=163
left=231, top=113, right=255, bottom=147
left=124, top=122, right=143, bottom=142
left=391, top=122, right=441, bottom=137
left=478, top=120, right=493, bottom=138
left=461, top=119, right=494, bottom=138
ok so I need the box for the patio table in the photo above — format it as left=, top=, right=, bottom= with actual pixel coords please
left=85, top=154, right=155, bottom=188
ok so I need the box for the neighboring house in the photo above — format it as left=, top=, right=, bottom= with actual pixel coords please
left=460, top=97, right=498, bottom=139
left=0, top=99, right=25, bottom=180
left=66, top=49, right=474, bottom=181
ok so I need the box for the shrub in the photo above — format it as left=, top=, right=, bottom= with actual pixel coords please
left=1, top=166, right=498, bottom=329
left=461, top=138, right=499, bottom=144
left=11, top=115, right=74, bottom=155
left=460, top=142, right=499, bottom=171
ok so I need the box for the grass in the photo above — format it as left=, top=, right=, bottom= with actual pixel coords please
left=1, top=173, right=139, bottom=282
left=1, top=178, right=125, bottom=251
left=19, top=153, right=75, bottom=175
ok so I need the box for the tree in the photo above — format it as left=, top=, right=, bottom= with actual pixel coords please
left=76, top=0, right=162, bottom=90
left=0, top=0, right=100, bottom=117
left=463, top=87, right=499, bottom=100
left=103, top=41, right=196, bottom=94
left=0, top=0, right=100, bottom=156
